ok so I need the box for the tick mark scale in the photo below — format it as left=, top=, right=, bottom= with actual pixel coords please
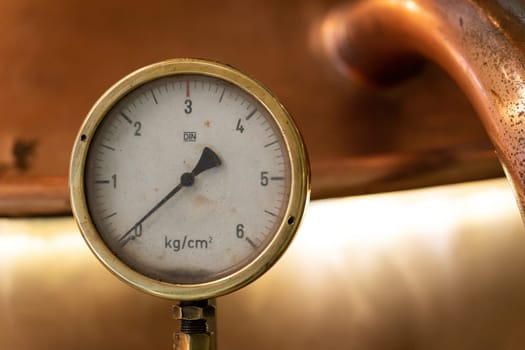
left=151, top=90, right=158, bottom=104
left=100, top=144, right=115, bottom=151
left=120, top=112, right=132, bottom=124
left=246, top=109, right=256, bottom=120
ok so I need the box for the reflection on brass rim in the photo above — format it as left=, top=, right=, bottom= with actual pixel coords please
left=69, top=58, right=310, bottom=300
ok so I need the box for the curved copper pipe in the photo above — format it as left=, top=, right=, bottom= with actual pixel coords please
left=323, top=0, right=525, bottom=216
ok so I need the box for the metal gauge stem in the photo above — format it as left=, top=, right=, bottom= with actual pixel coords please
left=70, top=59, right=309, bottom=300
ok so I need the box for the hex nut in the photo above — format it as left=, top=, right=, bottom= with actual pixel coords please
left=173, top=304, right=215, bottom=321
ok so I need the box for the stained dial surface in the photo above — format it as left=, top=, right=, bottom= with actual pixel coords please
left=84, top=75, right=290, bottom=284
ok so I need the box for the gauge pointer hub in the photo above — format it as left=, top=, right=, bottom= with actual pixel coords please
left=118, top=147, right=221, bottom=246
left=180, top=147, right=221, bottom=187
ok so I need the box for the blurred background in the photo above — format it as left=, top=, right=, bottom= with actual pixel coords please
left=1, top=0, right=525, bottom=349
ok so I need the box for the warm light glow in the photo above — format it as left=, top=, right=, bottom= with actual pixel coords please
left=293, top=178, right=521, bottom=270
left=0, top=180, right=521, bottom=273
left=0, top=218, right=84, bottom=260
left=0, top=218, right=87, bottom=297
left=402, top=0, right=419, bottom=12
left=0, top=231, right=82, bottom=260
left=318, top=8, right=350, bottom=78
left=0, top=179, right=521, bottom=277
left=231, top=178, right=525, bottom=336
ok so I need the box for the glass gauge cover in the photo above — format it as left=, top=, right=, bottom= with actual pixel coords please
left=70, top=59, right=309, bottom=300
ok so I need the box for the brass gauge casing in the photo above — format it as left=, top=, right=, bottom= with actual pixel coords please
left=70, top=58, right=310, bottom=300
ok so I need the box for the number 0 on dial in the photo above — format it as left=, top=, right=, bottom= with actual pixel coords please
left=70, top=59, right=310, bottom=300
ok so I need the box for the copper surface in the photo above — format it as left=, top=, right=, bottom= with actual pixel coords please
left=324, top=0, right=525, bottom=215
left=0, top=0, right=509, bottom=215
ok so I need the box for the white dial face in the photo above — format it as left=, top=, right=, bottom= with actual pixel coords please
left=84, top=74, right=291, bottom=284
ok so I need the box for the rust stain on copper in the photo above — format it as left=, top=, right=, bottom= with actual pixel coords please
left=13, top=139, right=38, bottom=171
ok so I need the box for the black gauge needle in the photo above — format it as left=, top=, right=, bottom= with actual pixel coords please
left=118, top=147, right=221, bottom=247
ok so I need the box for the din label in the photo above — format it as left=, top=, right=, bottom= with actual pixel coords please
left=183, top=131, right=197, bottom=142
left=164, top=235, right=212, bottom=252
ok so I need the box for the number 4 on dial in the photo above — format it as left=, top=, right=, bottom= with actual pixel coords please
left=236, top=119, right=244, bottom=133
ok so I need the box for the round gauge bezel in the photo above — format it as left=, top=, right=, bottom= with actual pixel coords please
left=70, top=58, right=310, bottom=300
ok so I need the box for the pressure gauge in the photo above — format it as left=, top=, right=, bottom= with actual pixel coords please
left=70, top=59, right=309, bottom=300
